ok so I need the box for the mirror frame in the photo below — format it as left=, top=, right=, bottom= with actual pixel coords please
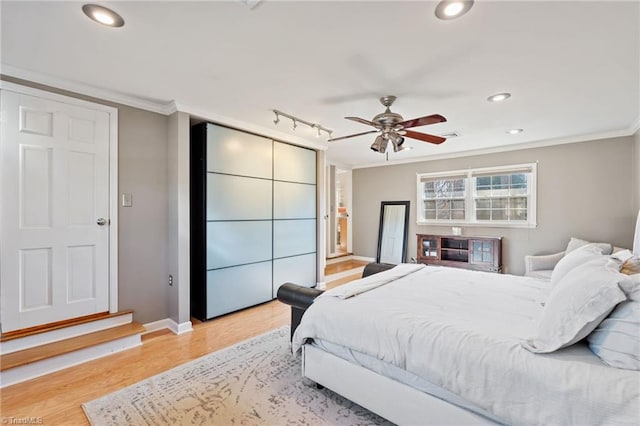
left=376, top=201, right=410, bottom=264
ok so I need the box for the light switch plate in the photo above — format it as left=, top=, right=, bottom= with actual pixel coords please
left=122, top=193, right=133, bottom=207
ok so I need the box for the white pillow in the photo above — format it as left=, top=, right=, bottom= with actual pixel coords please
left=523, top=257, right=627, bottom=353
left=565, top=237, right=591, bottom=253
left=587, top=299, right=640, bottom=370
left=550, top=243, right=612, bottom=287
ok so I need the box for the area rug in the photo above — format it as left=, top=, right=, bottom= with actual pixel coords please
left=82, top=326, right=391, bottom=425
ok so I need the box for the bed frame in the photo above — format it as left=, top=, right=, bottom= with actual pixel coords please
left=277, top=263, right=499, bottom=425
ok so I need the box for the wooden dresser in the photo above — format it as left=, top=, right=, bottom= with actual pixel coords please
left=416, top=234, right=502, bottom=273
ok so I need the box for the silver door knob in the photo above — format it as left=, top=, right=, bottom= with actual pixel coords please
left=96, top=218, right=108, bottom=226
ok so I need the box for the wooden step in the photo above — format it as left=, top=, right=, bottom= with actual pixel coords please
left=1, top=310, right=134, bottom=342
left=0, top=322, right=144, bottom=372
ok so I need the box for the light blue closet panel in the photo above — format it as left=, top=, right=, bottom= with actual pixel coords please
left=206, top=261, right=272, bottom=318
left=273, top=254, right=316, bottom=293
left=273, top=141, right=316, bottom=184
left=206, top=221, right=272, bottom=269
left=273, top=219, right=316, bottom=259
left=273, top=181, right=316, bottom=219
left=207, top=173, right=272, bottom=221
left=206, top=124, right=272, bottom=179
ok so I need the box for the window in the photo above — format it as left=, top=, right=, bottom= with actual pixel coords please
left=417, top=163, right=536, bottom=227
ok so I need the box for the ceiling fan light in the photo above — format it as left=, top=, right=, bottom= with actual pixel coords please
left=392, top=140, right=406, bottom=152
left=371, top=135, right=384, bottom=152
left=435, top=0, right=474, bottom=20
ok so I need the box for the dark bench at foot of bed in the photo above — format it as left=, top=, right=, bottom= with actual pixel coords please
left=277, top=262, right=396, bottom=340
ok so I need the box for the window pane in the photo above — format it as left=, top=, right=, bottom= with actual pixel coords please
left=491, top=198, right=508, bottom=209
left=511, top=208, right=527, bottom=221
left=476, top=199, right=490, bottom=209
left=452, top=209, right=465, bottom=220
left=476, top=209, right=490, bottom=220
left=424, top=200, right=436, bottom=210
left=492, top=209, right=507, bottom=220
left=424, top=209, right=436, bottom=220
left=437, top=209, right=451, bottom=220
left=511, top=197, right=527, bottom=209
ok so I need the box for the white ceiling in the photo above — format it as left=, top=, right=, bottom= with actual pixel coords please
left=2, top=1, right=639, bottom=168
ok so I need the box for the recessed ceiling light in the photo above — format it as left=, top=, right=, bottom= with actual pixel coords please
left=82, top=4, right=125, bottom=28
left=507, top=128, right=523, bottom=135
left=435, top=1, right=474, bottom=20
left=487, top=92, right=511, bottom=102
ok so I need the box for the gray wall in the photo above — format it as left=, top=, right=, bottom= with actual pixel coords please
left=635, top=131, right=640, bottom=213
left=2, top=76, right=171, bottom=324
left=353, top=135, right=637, bottom=275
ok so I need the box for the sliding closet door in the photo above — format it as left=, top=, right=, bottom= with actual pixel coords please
left=273, top=142, right=317, bottom=294
left=205, top=125, right=273, bottom=318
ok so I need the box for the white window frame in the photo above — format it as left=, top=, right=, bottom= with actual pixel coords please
left=416, top=162, right=537, bottom=228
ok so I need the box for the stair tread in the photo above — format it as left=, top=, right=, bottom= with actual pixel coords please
left=1, top=310, right=134, bottom=342
left=0, top=322, right=144, bottom=371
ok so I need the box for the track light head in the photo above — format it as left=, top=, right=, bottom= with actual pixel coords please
left=273, top=112, right=280, bottom=125
left=292, top=119, right=297, bottom=131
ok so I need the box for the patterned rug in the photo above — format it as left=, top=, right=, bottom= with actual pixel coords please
left=82, top=326, right=392, bottom=425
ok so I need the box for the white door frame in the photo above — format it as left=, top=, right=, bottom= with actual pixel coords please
left=1, top=81, right=119, bottom=314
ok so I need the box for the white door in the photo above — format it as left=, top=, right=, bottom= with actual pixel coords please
left=1, top=89, right=111, bottom=333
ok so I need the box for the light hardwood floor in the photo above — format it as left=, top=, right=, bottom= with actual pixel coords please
left=0, top=271, right=362, bottom=425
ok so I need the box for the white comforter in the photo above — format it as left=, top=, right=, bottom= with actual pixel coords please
left=292, top=265, right=640, bottom=425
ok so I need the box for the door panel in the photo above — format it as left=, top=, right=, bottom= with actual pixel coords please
left=1, top=90, right=111, bottom=332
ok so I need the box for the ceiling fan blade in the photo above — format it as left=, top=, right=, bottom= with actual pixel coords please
left=397, top=114, right=447, bottom=129
left=328, top=130, right=379, bottom=142
left=403, top=130, right=447, bottom=145
left=345, top=116, right=378, bottom=127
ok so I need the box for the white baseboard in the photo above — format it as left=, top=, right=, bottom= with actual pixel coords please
left=0, top=334, right=141, bottom=388
left=351, top=256, right=376, bottom=263
left=143, top=318, right=193, bottom=335
left=325, top=267, right=366, bottom=282
left=316, top=282, right=327, bottom=290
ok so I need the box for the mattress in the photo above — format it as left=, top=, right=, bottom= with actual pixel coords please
left=293, top=265, right=640, bottom=425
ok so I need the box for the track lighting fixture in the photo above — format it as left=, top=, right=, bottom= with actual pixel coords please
left=272, top=110, right=333, bottom=139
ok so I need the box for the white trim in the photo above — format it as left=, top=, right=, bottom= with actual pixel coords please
left=109, top=107, right=119, bottom=313
left=326, top=255, right=355, bottom=265
left=325, top=267, right=366, bottom=282
left=0, top=334, right=141, bottom=388
left=144, top=318, right=193, bottom=335
left=1, top=64, right=174, bottom=115
left=0, top=81, right=120, bottom=318
left=351, top=255, right=376, bottom=263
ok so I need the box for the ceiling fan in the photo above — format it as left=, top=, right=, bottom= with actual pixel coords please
left=328, top=96, right=447, bottom=153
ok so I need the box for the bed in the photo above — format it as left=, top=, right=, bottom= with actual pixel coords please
left=278, top=259, right=640, bottom=425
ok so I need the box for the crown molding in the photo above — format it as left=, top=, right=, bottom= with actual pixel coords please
left=1, top=63, right=175, bottom=115
left=352, top=126, right=638, bottom=170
